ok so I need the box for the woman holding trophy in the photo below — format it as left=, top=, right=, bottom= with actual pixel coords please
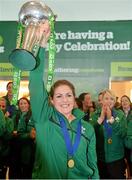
left=9, top=1, right=99, bottom=179
left=30, top=24, right=99, bottom=179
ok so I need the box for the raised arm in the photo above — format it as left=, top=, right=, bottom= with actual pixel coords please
left=29, top=20, right=51, bottom=122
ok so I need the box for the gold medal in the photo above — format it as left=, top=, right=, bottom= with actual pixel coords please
left=68, top=159, right=75, bottom=168
left=108, top=138, right=112, bottom=144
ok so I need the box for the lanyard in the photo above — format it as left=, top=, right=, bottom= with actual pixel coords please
left=58, top=114, right=81, bottom=157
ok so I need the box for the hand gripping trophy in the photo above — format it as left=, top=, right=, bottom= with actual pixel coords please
left=9, top=0, right=56, bottom=71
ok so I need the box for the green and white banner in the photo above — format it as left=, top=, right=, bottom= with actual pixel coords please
left=0, top=21, right=132, bottom=98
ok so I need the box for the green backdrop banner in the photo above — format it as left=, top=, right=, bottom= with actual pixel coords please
left=0, top=21, right=132, bottom=97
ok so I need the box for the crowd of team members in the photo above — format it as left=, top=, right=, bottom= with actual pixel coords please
left=0, top=81, right=132, bottom=179
left=0, top=82, right=36, bottom=179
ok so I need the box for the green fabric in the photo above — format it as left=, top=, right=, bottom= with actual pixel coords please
left=0, top=110, right=14, bottom=158
left=29, top=48, right=99, bottom=179
left=124, top=109, right=132, bottom=161
left=125, top=121, right=132, bottom=145
left=12, top=111, right=35, bottom=165
left=0, top=109, right=6, bottom=136
left=90, top=107, right=127, bottom=163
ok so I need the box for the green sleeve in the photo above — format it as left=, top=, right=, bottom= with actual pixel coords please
left=0, top=109, right=6, bottom=136
left=124, top=120, right=132, bottom=149
left=29, top=47, right=51, bottom=123
left=88, top=129, right=100, bottom=179
left=2, top=117, right=14, bottom=140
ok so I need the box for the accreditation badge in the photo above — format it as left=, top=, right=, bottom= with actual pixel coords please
left=68, top=159, right=75, bottom=168
left=108, top=138, right=112, bottom=144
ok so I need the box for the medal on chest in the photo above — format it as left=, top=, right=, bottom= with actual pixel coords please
left=58, top=114, right=82, bottom=169
left=68, top=159, right=75, bottom=168
left=108, top=138, right=112, bottom=144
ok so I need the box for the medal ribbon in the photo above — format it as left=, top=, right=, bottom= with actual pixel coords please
left=58, top=114, right=81, bottom=157
left=46, top=15, right=56, bottom=92
left=103, top=110, right=115, bottom=139
left=11, top=23, right=24, bottom=105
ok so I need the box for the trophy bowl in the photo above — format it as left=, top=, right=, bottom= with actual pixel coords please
left=9, top=0, right=54, bottom=71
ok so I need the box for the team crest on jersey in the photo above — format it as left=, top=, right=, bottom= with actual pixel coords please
left=81, top=126, right=86, bottom=134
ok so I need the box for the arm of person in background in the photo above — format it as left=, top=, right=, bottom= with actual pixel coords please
left=0, top=109, right=6, bottom=136
left=4, top=116, right=14, bottom=140
left=124, top=120, right=132, bottom=149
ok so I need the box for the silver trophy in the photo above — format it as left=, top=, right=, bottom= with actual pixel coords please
left=9, top=0, right=54, bottom=71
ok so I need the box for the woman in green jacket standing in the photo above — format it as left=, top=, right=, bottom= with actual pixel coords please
left=10, top=97, right=36, bottom=179
left=120, top=95, right=132, bottom=177
left=0, top=98, right=14, bottom=179
left=28, top=21, right=99, bottom=179
left=90, top=89, right=127, bottom=179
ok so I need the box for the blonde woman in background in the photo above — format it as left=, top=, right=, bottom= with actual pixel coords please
left=90, top=89, right=127, bottom=179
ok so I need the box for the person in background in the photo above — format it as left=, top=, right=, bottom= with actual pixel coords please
left=120, top=95, right=132, bottom=177
left=89, top=101, right=96, bottom=117
left=124, top=114, right=132, bottom=179
left=114, top=96, right=121, bottom=109
left=3, top=82, right=13, bottom=106
left=0, top=97, right=14, bottom=179
left=3, top=81, right=16, bottom=117
left=9, top=97, right=36, bottom=179
left=74, top=97, right=83, bottom=110
left=27, top=20, right=99, bottom=179
left=78, top=92, right=92, bottom=121
left=97, top=91, right=103, bottom=108
left=90, top=89, right=127, bottom=179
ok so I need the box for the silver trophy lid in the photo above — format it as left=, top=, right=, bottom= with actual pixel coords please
left=19, top=1, right=54, bottom=26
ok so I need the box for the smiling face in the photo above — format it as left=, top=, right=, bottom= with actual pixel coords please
left=51, top=85, right=75, bottom=118
left=7, top=82, right=13, bottom=97
left=0, top=98, right=6, bottom=113
left=18, top=98, right=30, bottom=112
left=102, top=90, right=116, bottom=109
left=121, top=96, right=131, bottom=110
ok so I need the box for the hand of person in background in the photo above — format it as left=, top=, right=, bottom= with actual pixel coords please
left=30, top=128, right=36, bottom=139
left=13, top=130, right=18, bottom=137
left=106, top=105, right=112, bottom=120
left=4, top=111, right=10, bottom=118
left=98, top=105, right=107, bottom=124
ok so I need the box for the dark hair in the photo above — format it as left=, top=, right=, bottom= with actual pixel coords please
left=49, top=79, right=76, bottom=98
left=78, top=92, right=89, bottom=102
left=18, top=97, right=30, bottom=107
left=6, top=81, right=13, bottom=90
left=90, top=101, right=96, bottom=109
left=121, top=95, right=131, bottom=104
left=75, top=97, right=83, bottom=110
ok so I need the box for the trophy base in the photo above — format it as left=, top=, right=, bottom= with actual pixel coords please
left=9, top=49, right=36, bottom=71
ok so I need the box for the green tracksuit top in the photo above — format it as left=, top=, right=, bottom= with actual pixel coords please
left=124, top=109, right=132, bottom=161
left=90, top=107, right=127, bottom=163
left=29, top=48, right=99, bottom=179
left=0, top=109, right=14, bottom=159
left=0, top=109, right=6, bottom=136
left=12, top=111, right=35, bottom=165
